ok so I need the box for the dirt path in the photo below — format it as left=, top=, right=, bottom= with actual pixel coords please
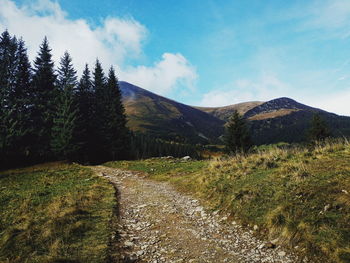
left=91, top=166, right=302, bottom=263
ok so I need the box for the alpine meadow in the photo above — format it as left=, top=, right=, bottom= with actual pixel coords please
left=1, top=1, right=350, bottom=263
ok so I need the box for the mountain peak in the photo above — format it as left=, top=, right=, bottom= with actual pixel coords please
left=119, top=81, right=224, bottom=144
left=244, top=97, right=318, bottom=118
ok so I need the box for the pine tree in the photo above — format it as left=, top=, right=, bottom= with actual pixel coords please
left=51, top=51, right=78, bottom=159
left=308, top=113, right=331, bottom=142
left=0, top=30, right=18, bottom=163
left=31, top=37, right=57, bottom=158
left=75, top=64, right=95, bottom=162
left=105, top=66, right=130, bottom=160
left=9, top=38, right=32, bottom=161
left=91, top=59, right=108, bottom=162
left=224, top=110, right=252, bottom=154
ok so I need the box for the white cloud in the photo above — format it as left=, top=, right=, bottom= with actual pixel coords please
left=303, top=89, right=350, bottom=116
left=121, top=53, right=197, bottom=95
left=199, top=73, right=290, bottom=107
left=0, top=0, right=145, bottom=72
left=0, top=0, right=196, bottom=95
left=199, top=72, right=350, bottom=116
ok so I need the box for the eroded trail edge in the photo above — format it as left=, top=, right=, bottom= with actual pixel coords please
left=91, top=166, right=301, bottom=263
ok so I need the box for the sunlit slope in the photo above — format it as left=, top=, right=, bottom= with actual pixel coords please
left=120, top=82, right=350, bottom=145
left=120, top=81, right=224, bottom=144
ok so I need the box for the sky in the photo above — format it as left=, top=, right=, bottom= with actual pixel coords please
left=1, top=0, right=350, bottom=116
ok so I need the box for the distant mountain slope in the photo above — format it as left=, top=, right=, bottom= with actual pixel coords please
left=120, top=81, right=224, bottom=144
left=245, top=98, right=350, bottom=144
left=244, top=97, right=320, bottom=118
left=120, top=81, right=350, bottom=145
left=195, top=101, right=264, bottom=121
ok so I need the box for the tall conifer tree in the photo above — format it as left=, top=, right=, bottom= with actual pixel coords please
left=105, top=67, right=130, bottom=159
left=92, top=59, right=108, bottom=162
left=9, top=38, right=32, bottom=161
left=51, top=51, right=77, bottom=159
left=31, top=37, right=57, bottom=158
left=0, top=30, right=18, bottom=163
left=224, top=110, right=252, bottom=154
left=75, top=64, right=95, bottom=162
left=308, top=113, right=331, bottom=142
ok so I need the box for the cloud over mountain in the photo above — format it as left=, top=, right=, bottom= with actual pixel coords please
left=0, top=0, right=197, bottom=96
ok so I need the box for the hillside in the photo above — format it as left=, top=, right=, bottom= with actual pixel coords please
left=120, top=81, right=224, bottom=144
left=195, top=101, right=264, bottom=121
left=244, top=98, right=350, bottom=144
left=107, top=139, right=350, bottom=263
left=120, top=82, right=350, bottom=145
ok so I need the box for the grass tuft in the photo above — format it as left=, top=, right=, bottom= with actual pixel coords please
left=107, top=138, right=350, bottom=262
left=0, top=162, right=115, bottom=263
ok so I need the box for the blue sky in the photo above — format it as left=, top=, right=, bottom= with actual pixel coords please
left=2, top=0, right=350, bottom=115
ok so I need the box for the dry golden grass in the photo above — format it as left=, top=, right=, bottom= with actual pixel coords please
left=248, top=109, right=299, bottom=120
left=204, top=138, right=350, bottom=262
left=107, top=138, right=350, bottom=262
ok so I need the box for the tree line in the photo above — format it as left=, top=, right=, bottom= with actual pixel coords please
left=0, top=30, right=129, bottom=167
left=223, top=110, right=332, bottom=155
left=130, top=134, right=201, bottom=160
left=0, top=30, right=202, bottom=168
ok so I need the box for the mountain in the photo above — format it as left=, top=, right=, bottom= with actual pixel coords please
left=244, top=97, right=350, bottom=144
left=120, top=81, right=224, bottom=144
left=195, top=101, right=264, bottom=121
left=120, top=81, right=350, bottom=145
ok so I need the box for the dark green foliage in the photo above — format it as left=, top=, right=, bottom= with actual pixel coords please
left=105, top=67, right=130, bottom=160
left=130, top=133, right=200, bottom=159
left=249, top=110, right=350, bottom=145
left=308, top=113, right=331, bottom=142
left=0, top=30, right=166, bottom=166
left=89, top=62, right=131, bottom=163
left=74, top=64, right=95, bottom=163
left=51, top=52, right=78, bottom=159
left=91, top=59, right=108, bottom=162
left=0, top=31, right=18, bottom=162
left=0, top=32, right=32, bottom=167
left=224, top=110, right=252, bottom=154
left=31, top=37, right=57, bottom=158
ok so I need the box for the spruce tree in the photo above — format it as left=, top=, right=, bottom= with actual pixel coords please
left=75, top=64, right=95, bottom=162
left=92, top=59, right=108, bottom=162
left=308, top=113, right=331, bottom=142
left=105, top=66, right=130, bottom=160
left=224, top=110, right=252, bottom=154
left=9, top=38, right=32, bottom=161
left=51, top=51, right=77, bottom=159
left=31, top=37, right=57, bottom=158
left=0, top=30, right=18, bottom=163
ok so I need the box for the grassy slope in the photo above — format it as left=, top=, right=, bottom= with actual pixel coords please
left=195, top=101, right=264, bottom=121
left=0, top=162, right=115, bottom=263
left=106, top=140, right=350, bottom=263
left=120, top=81, right=224, bottom=144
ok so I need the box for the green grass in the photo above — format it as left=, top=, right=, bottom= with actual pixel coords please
left=107, top=140, right=350, bottom=263
left=105, top=158, right=208, bottom=195
left=0, top=162, right=115, bottom=263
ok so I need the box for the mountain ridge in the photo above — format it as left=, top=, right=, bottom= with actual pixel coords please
left=120, top=81, right=224, bottom=144
left=120, top=81, right=350, bottom=145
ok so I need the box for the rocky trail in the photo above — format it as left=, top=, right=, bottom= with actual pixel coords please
left=91, top=166, right=302, bottom=263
